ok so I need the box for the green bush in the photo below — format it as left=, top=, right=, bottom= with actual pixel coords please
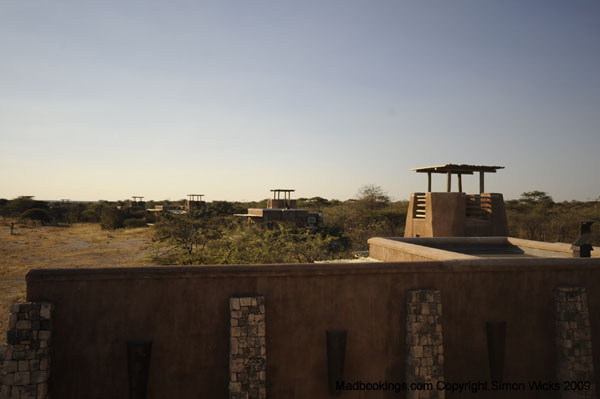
left=20, top=208, right=51, bottom=225
left=100, top=207, right=125, bottom=230
left=150, top=216, right=350, bottom=265
left=124, top=218, right=147, bottom=229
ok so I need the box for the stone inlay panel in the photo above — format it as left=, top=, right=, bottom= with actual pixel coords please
left=229, top=296, right=266, bottom=399
left=0, top=302, right=53, bottom=399
left=555, top=287, right=595, bottom=399
left=406, top=290, right=444, bottom=399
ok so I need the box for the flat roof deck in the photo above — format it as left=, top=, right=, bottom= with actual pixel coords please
left=368, top=236, right=600, bottom=262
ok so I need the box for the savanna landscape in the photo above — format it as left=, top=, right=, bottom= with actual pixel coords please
left=1, top=188, right=599, bottom=339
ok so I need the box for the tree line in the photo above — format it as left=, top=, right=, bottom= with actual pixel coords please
left=1, top=188, right=598, bottom=265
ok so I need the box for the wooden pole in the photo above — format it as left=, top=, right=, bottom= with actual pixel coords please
left=458, top=173, right=463, bottom=193
left=446, top=172, right=452, bottom=192
left=479, top=172, right=485, bottom=194
left=427, top=172, right=432, bottom=192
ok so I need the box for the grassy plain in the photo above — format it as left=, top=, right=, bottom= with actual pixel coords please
left=0, top=222, right=154, bottom=339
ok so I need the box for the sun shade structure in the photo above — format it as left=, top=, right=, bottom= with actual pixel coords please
left=270, top=189, right=295, bottom=208
left=130, top=196, right=146, bottom=210
left=185, top=194, right=206, bottom=211
left=411, top=164, right=504, bottom=193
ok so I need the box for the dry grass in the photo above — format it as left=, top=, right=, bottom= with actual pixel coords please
left=0, top=222, right=155, bottom=339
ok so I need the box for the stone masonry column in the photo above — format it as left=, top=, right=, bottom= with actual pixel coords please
left=555, top=287, right=596, bottom=399
left=0, top=302, right=53, bottom=399
left=406, top=290, right=444, bottom=399
left=229, top=296, right=266, bottom=399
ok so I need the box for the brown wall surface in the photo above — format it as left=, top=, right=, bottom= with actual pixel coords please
left=488, top=193, right=509, bottom=236
left=404, top=193, right=433, bottom=237
left=429, top=192, right=465, bottom=237
left=25, top=260, right=600, bottom=399
left=405, top=193, right=509, bottom=238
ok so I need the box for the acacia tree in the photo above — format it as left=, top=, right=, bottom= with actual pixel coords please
left=20, top=208, right=51, bottom=225
left=506, top=191, right=554, bottom=240
left=356, top=184, right=390, bottom=211
left=152, top=213, right=205, bottom=263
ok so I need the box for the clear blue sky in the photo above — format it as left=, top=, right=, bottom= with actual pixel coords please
left=1, top=0, right=599, bottom=202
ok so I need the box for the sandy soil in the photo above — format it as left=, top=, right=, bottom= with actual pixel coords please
left=0, top=222, right=155, bottom=339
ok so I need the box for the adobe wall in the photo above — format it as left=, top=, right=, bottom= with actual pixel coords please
left=25, top=259, right=600, bottom=398
left=244, top=209, right=309, bottom=226
left=429, top=193, right=465, bottom=237
left=405, top=193, right=508, bottom=238
left=367, top=237, right=480, bottom=262
left=405, top=193, right=465, bottom=238
left=267, top=199, right=297, bottom=209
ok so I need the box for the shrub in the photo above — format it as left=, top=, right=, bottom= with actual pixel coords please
left=100, top=207, right=125, bottom=230
left=124, top=218, right=148, bottom=229
left=20, top=208, right=52, bottom=225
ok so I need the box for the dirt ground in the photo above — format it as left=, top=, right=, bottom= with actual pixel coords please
left=0, top=222, right=155, bottom=339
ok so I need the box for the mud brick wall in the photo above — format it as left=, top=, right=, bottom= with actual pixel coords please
left=555, top=287, right=596, bottom=399
left=23, top=260, right=600, bottom=398
left=0, top=302, right=53, bottom=399
left=229, top=296, right=266, bottom=399
left=406, top=289, right=444, bottom=399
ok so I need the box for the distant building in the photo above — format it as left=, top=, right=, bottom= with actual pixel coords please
left=235, top=189, right=322, bottom=227
left=146, top=204, right=185, bottom=216
left=129, top=196, right=146, bottom=211
left=146, top=193, right=206, bottom=217
left=184, top=194, right=206, bottom=212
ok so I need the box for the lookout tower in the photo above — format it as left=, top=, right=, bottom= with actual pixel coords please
left=185, top=194, right=206, bottom=212
left=130, top=196, right=146, bottom=210
left=268, top=189, right=296, bottom=209
left=404, top=164, right=508, bottom=237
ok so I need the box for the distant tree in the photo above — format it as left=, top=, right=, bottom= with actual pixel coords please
left=66, top=203, right=87, bottom=224
left=376, top=209, right=407, bottom=236
left=0, top=199, right=8, bottom=221
left=207, top=201, right=235, bottom=216
left=519, top=191, right=553, bottom=204
left=20, top=208, right=51, bottom=225
left=81, top=201, right=110, bottom=223
left=356, top=185, right=390, bottom=211
left=6, top=196, right=47, bottom=217
left=318, top=186, right=407, bottom=251
left=48, top=203, right=69, bottom=224
left=100, top=207, right=125, bottom=230
left=124, top=218, right=148, bottom=229
left=152, top=213, right=205, bottom=263
left=297, top=196, right=331, bottom=211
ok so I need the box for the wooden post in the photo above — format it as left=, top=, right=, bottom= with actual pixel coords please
left=427, top=172, right=432, bottom=192
left=479, top=172, right=485, bottom=194
left=446, top=172, right=451, bottom=192
left=458, top=174, right=463, bottom=193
